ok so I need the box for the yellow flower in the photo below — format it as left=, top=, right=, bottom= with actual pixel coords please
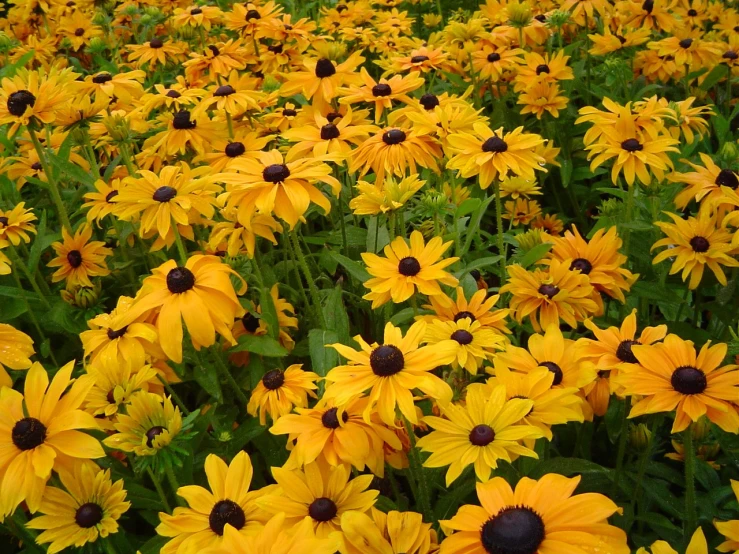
left=517, top=80, right=569, bottom=119
left=0, top=202, right=36, bottom=245
left=48, top=224, right=112, bottom=288
left=0, top=66, right=73, bottom=134
left=0, top=323, right=34, bottom=388
left=423, top=318, right=506, bottom=375
left=419, top=287, right=510, bottom=335
left=349, top=174, right=426, bottom=215
left=717, top=481, right=739, bottom=553
left=248, top=364, right=319, bottom=425
left=339, top=508, right=438, bottom=554
left=637, top=528, right=707, bottom=554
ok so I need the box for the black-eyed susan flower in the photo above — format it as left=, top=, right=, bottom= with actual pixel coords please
left=652, top=208, right=739, bottom=289
left=0, top=66, right=71, bottom=134
left=514, top=50, right=575, bottom=93
left=500, top=260, right=599, bottom=331
left=143, top=109, right=223, bottom=157
left=424, top=318, right=506, bottom=375
left=531, top=214, right=564, bottom=236
left=126, top=37, right=187, bottom=70
left=27, top=464, right=130, bottom=554
left=339, top=68, right=425, bottom=123
left=619, top=0, right=677, bottom=31
left=57, top=11, right=104, bottom=51
left=517, top=81, right=569, bottom=119
left=717, top=481, right=739, bottom=552
left=588, top=26, right=652, bottom=56
left=0, top=202, right=36, bottom=245
left=84, top=359, right=160, bottom=425
left=224, top=1, right=284, bottom=36
left=247, top=364, right=319, bottom=425
left=503, top=198, right=542, bottom=226
left=618, top=335, right=739, bottom=433
left=390, top=45, right=449, bottom=74
left=157, top=451, right=270, bottom=553
left=361, top=230, right=458, bottom=308
left=48, top=224, right=111, bottom=288
left=83, top=179, right=125, bottom=225
left=117, top=255, right=245, bottom=363
left=103, top=391, right=182, bottom=456
left=195, top=131, right=273, bottom=172
left=326, top=321, right=456, bottom=425
left=141, top=78, right=206, bottom=115
left=172, top=5, right=223, bottom=29
left=257, top=462, right=378, bottom=539
left=663, top=97, right=713, bottom=145
left=269, top=396, right=401, bottom=476
left=0, top=323, right=34, bottom=388
left=648, top=35, right=722, bottom=71
left=224, top=149, right=341, bottom=229
left=231, top=284, right=298, bottom=353
left=668, top=153, right=739, bottom=209
left=0, top=361, right=104, bottom=516
left=340, top=508, right=438, bottom=554
left=195, top=70, right=265, bottom=117
left=637, top=528, right=707, bottom=554
left=78, top=70, right=146, bottom=103
left=349, top=173, right=426, bottom=215
left=417, top=385, right=543, bottom=485
left=420, top=287, right=511, bottom=335
left=439, top=475, right=628, bottom=554
left=184, top=40, right=252, bottom=84
left=208, top=207, right=283, bottom=258
left=446, top=123, right=546, bottom=189
left=471, top=44, right=524, bottom=82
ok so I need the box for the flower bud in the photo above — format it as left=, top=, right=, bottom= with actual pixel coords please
left=507, top=2, right=533, bottom=28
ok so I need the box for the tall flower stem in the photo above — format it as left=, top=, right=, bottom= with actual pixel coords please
left=209, top=346, right=249, bottom=407
left=119, top=142, right=138, bottom=177
left=171, top=220, right=189, bottom=266
left=403, top=416, right=433, bottom=524
left=493, top=181, right=506, bottom=278
left=8, top=244, right=51, bottom=308
left=157, top=375, right=190, bottom=417
left=683, top=424, right=697, bottom=544
left=611, top=399, right=630, bottom=497
left=164, top=462, right=185, bottom=506
left=225, top=111, right=234, bottom=140
left=27, top=126, right=72, bottom=233
left=629, top=415, right=662, bottom=522
left=289, top=228, right=326, bottom=328
left=104, top=540, right=120, bottom=554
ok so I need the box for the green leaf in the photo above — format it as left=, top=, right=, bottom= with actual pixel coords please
left=27, top=210, right=53, bottom=275
left=46, top=149, right=96, bottom=188
left=259, top=286, right=280, bottom=340
left=192, top=361, right=223, bottom=402
left=308, top=328, right=339, bottom=378
left=228, top=417, right=266, bottom=454
left=699, top=65, right=726, bottom=91
left=139, top=535, right=170, bottom=554
left=328, top=250, right=371, bottom=282
left=0, top=297, right=28, bottom=321
left=366, top=216, right=390, bottom=253
left=465, top=256, right=503, bottom=272
left=527, top=457, right=610, bottom=480
left=631, top=281, right=683, bottom=304
left=124, top=481, right=166, bottom=511
left=323, top=284, right=351, bottom=346
left=517, top=243, right=553, bottom=268
left=232, top=334, right=288, bottom=357
left=390, top=307, right=416, bottom=326
left=455, top=198, right=482, bottom=217
left=560, top=159, right=573, bottom=187
left=461, top=196, right=494, bottom=256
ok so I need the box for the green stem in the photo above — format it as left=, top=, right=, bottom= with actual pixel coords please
left=225, top=111, right=234, bottom=140
left=493, top=182, right=506, bottom=279
left=629, top=416, right=662, bottom=524
left=119, top=143, right=138, bottom=177
left=211, top=346, right=249, bottom=406
left=147, top=467, right=172, bottom=512
left=338, top=188, right=349, bottom=258
left=171, top=220, right=188, bottom=266
left=164, top=462, right=185, bottom=506
left=403, top=416, right=434, bottom=524
left=8, top=245, right=51, bottom=308
left=622, top=182, right=637, bottom=257
left=410, top=294, right=419, bottom=317
left=285, top=234, right=311, bottom=311
left=611, top=399, right=630, bottom=497
left=157, top=375, right=190, bottom=416
left=727, top=64, right=733, bottom=118
left=683, top=424, right=697, bottom=543
left=289, top=228, right=326, bottom=328
left=27, top=126, right=72, bottom=233
left=103, top=539, right=119, bottom=554
left=110, top=216, right=138, bottom=291
left=10, top=510, right=41, bottom=553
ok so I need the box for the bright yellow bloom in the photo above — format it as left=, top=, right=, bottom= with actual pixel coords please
left=48, top=225, right=112, bottom=288
left=0, top=323, right=34, bottom=388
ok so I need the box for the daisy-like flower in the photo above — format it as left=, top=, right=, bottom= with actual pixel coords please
left=209, top=208, right=283, bottom=259
left=517, top=81, right=569, bottom=119
left=420, top=287, right=510, bottom=334
left=326, top=321, right=456, bottom=425
left=27, top=465, right=130, bottom=554
left=531, top=214, right=564, bottom=236
left=103, top=391, right=182, bottom=456
left=232, top=284, right=298, bottom=353
left=195, top=131, right=273, bottom=173
left=84, top=359, right=160, bottom=425
left=257, top=462, right=378, bottom=539
left=143, top=109, right=223, bottom=157
left=115, top=163, right=221, bottom=241
left=560, top=0, right=612, bottom=25
left=664, top=97, right=713, bottom=145
left=424, top=318, right=506, bottom=375
left=157, top=451, right=270, bottom=553
left=340, top=508, right=438, bottom=554
left=269, top=396, right=401, bottom=476
left=514, top=51, right=575, bottom=93
left=0, top=202, right=36, bottom=245
left=141, top=78, right=205, bottom=115
left=0, top=361, right=104, bottom=516
left=390, top=45, right=449, bottom=74
left=637, top=528, right=707, bottom=554
left=126, top=37, right=187, bottom=70
left=48, top=225, right=111, bottom=288
left=446, top=122, right=547, bottom=189
left=499, top=176, right=542, bottom=200
left=648, top=35, right=722, bottom=71
left=543, top=225, right=638, bottom=305
left=652, top=208, right=739, bottom=289
left=57, top=11, right=105, bottom=51
left=0, top=66, right=71, bottom=134
left=77, top=70, right=146, bottom=103
left=361, top=230, right=458, bottom=308
left=717, top=481, right=739, bottom=553
left=195, top=70, right=265, bottom=117
left=588, top=26, right=652, bottom=56
left=500, top=259, right=600, bottom=331
left=620, top=0, right=678, bottom=31
left=471, top=44, right=524, bottom=82
left=224, top=1, right=284, bottom=35
left=617, top=335, right=739, bottom=433
left=439, top=475, right=628, bottom=554
left=339, top=67, right=425, bottom=123
left=668, top=153, right=739, bottom=209
left=172, top=5, right=223, bottom=29
left=0, top=323, right=34, bottom=388
left=349, top=174, right=426, bottom=216
left=223, top=149, right=341, bottom=229
left=183, top=40, right=252, bottom=84
left=247, top=364, right=319, bottom=425
left=117, top=255, right=245, bottom=363
left=349, top=125, right=442, bottom=185
left=503, top=198, right=542, bottom=226
left=417, top=385, right=543, bottom=485
left=83, top=179, right=125, bottom=225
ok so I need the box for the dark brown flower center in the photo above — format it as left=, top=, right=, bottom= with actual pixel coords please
left=107, top=326, right=128, bottom=340
left=105, top=190, right=118, bottom=202
left=482, top=136, right=508, bottom=153
left=283, top=108, right=297, bottom=117
left=724, top=51, right=739, bottom=60
left=689, top=236, right=709, bottom=253
left=214, top=84, right=236, bottom=97
left=420, top=93, right=439, bottom=110
left=616, top=340, right=641, bottom=364
left=315, top=58, right=336, bottom=78
left=74, top=27, right=85, bottom=36
left=245, top=9, right=260, bottom=20
left=454, top=311, right=476, bottom=323
left=621, top=138, right=643, bottom=152
left=208, top=45, right=220, bottom=56
left=370, top=344, right=405, bottom=376
left=145, top=425, right=166, bottom=447
left=12, top=417, right=47, bottom=450
left=166, top=267, right=195, bottom=293
left=679, top=38, right=693, bottom=49
left=410, top=55, right=430, bottom=63
left=166, top=89, right=181, bottom=98
left=537, top=284, right=559, bottom=299
left=321, top=407, right=349, bottom=429
left=190, top=7, right=202, bottom=14
left=262, top=163, right=291, bottom=183
left=262, top=369, right=285, bottom=390
left=539, top=361, right=563, bottom=386
left=642, top=0, right=654, bottom=12
left=92, top=73, right=113, bottom=84
left=382, top=129, right=406, bottom=145
left=715, top=168, right=738, bottom=188
left=469, top=424, right=495, bottom=446
left=268, top=44, right=283, bottom=54
left=326, top=111, right=342, bottom=123
left=209, top=499, right=246, bottom=535
left=0, top=216, right=8, bottom=227
left=487, top=52, right=501, bottom=62
left=480, top=506, right=545, bottom=554
left=372, top=83, right=392, bottom=97
left=241, top=312, right=260, bottom=332
left=172, top=110, right=196, bottom=129
left=75, top=503, right=103, bottom=528
left=451, top=329, right=474, bottom=345
left=398, top=256, right=421, bottom=276
left=150, top=38, right=164, bottom=48
left=535, top=64, right=550, bottom=75
left=570, top=258, right=593, bottom=275
left=688, top=8, right=698, bottom=15
left=67, top=250, right=83, bottom=268
left=309, top=497, right=337, bottom=522
left=320, top=123, right=341, bottom=140
left=153, top=186, right=177, bottom=202
left=7, top=90, right=36, bottom=117
left=225, top=141, right=246, bottom=157
left=31, top=162, right=43, bottom=171
left=671, top=365, right=707, bottom=395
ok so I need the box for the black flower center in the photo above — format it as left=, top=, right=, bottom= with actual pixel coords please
left=336, top=3, right=348, bottom=11
left=370, top=344, right=405, bottom=376
left=398, top=256, right=421, bottom=276
left=454, top=311, right=476, bottom=323
left=725, top=50, right=739, bottom=60
left=688, top=8, right=698, bottom=15
left=535, top=64, right=550, bottom=75
left=715, top=168, right=739, bottom=188
left=689, top=236, right=710, bottom=253
left=191, top=7, right=202, bottom=14
left=261, top=369, right=285, bottom=390
left=309, top=497, right=338, bottom=522
left=469, top=424, right=495, bottom=446
left=382, top=129, right=407, bottom=145
left=642, top=0, right=654, bottom=12
left=482, top=136, right=508, bottom=153
left=315, top=58, right=337, bottom=78
left=487, top=52, right=501, bottom=62
left=0, top=216, right=8, bottom=227
left=410, top=55, right=430, bottom=63
left=372, top=83, right=392, bottom=97
left=241, top=312, right=260, bottom=333
left=172, top=110, right=196, bottom=129
left=262, top=163, right=291, bottom=183
left=268, top=44, right=283, bottom=54
left=539, top=361, right=563, bottom=386
left=451, top=329, right=474, bottom=345
left=209, top=499, right=246, bottom=535
left=735, top=26, right=739, bottom=32
left=326, top=111, right=342, bottom=123
left=616, top=340, right=641, bottom=364
left=679, top=38, right=694, bottom=49
left=480, top=506, right=545, bottom=554
left=283, top=108, right=297, bottom=117
left=420, top=93, right=439, bottom=110
left=75, top=503, right=104, bottom=528
left=208, top=45, right=220, bottom=55
left=67, top=250, right=83, bottom=268
left=74, top=27, right=85, bottom=36
left=537, top=284, right=559, bottom=299
left=617, top=34, right=627, bottom=44
left=166, top=267, right=195, bottom=293
left=150, top=38, right=164, bottom=48
left=671, top=365, right=707, bottom=395
left=31, top=162, right=43, bottom=171
left=320, top=123, right=341, bottom=140
left=534, top=14, right=546, bottom=21
left=92, top=73, right=113, bottom=84
left=321, top=407, right=349, bottom=429
left=105, top=190, right=118, bottom=202
left=245, top=9, right=260, bottom=20
left=107, top=326, right=128, bottom=340
left=166, top=89, right=181, bottom=98
left=12, top=417, right=47, bottom=450
left=225, top=141, right=246, bottom=157
left=153, top=186, right=177, bottom=202
left=570, top=258, right=593, bottom=275
left=145, top=425, right=166, bottom=447
left=621, top=138, right=643, bottom=152
left=214, top=84, right=236, bottom=97
left=7, top=90, right=36, bottom=117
